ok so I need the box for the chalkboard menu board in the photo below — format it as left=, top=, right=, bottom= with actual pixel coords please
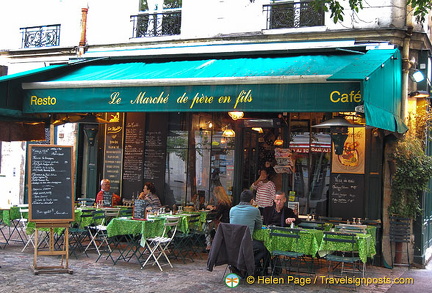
left=329, top=173, right=364, bottom=219
left=122, top=113, right=146, bottom=200
left=28, top=145, right=74, bottom=223
left=103, top=191, right=113, bottom=207
left=133, top=199, right=148, bottom=219
left=103, top=112, right=124, bottom=195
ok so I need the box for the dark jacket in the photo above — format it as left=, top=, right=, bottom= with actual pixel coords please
left=206, top=223, right=255, bottom=277
left=262, top=205, right=301, bottom=227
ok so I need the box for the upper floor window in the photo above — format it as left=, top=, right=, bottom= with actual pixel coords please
left=263, top=0, right=324, bottom=30
left=131, top=0, right=182, bottom=38
left=20, top=24, right=61, bottom=48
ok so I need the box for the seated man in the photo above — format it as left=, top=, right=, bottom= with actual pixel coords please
left=262, top=191, right=301, bottom=227
left=96, top=179, right=121, bottom=207
left=230, top=189, right=270, bottom=276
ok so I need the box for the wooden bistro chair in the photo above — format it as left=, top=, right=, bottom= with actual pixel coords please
left=269, top=227, right=313, bottom=277
left=141, top=216, right=180, bottom=271
left=322, top=231, right=365, bottom=282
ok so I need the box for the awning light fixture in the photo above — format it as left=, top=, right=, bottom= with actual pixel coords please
left=274, top=135, right=284, bottom=146
left=228, top=111, right=244, bottom=120
left=222, top=125, right=235, bottom=137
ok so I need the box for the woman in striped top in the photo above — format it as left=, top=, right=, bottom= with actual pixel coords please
left=250, top=167, right=276, bottom=213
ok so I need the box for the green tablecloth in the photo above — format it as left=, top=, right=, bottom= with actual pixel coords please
left=318, top=232, right=376, bottom=263
left=253, top=227, right=323, bottom=257
left=107, top=218, right=166, bottom=247
left=254, top=226, right=376, bottom=263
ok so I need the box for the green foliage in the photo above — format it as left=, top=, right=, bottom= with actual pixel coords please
left=389, top=137, right=432, bottom=218
left=311, top=0, right=430, bottom=23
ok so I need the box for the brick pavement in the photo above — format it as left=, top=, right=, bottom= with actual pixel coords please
left=0, top=228, right=429, bottom=293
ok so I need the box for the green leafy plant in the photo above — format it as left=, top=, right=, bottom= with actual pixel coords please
left=389, top=136, right=432, bottom=218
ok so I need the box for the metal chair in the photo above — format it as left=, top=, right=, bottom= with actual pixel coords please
left=269, top=227, right=312, bottom=276
left=84, top=210, right=111, bottom=256
left=141, top=216, right=180, bottom=271
left=69, top=209, right=94, bottom=258
left=389, top=216, right=411, bottom=268
left=322, top=231, right=365, bottom=278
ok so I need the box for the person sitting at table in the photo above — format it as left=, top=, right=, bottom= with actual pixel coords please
left=138, top=182, right=162, bottom=210
left=262, top=191, right=301, bottom=227
left=95, top=179, right=121, bottom=207
left=230, top=189, right=270, bottom=276
left=204, top=186, right=232, bottom=251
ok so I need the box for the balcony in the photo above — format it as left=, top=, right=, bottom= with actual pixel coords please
left=263, top=1, right=324, bottom=30
left=131, top=9, right=181, bottom=38
left=20, top=24, right=61, bottom=48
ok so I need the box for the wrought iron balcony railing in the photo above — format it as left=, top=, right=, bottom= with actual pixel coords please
left=263, top=1, right=324, bottom=30
left=131, top=9, right=181, bottom=38
left=20, top=24, right=61, bottom=48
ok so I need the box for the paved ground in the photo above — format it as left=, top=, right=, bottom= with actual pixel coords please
left=0, top=231, right=430, bottom=293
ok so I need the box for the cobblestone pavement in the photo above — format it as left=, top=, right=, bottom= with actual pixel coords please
left=0, top=232, right=429, bottom=293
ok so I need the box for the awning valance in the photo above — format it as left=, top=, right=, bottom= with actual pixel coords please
left=1, top=49, right=405, bottom=132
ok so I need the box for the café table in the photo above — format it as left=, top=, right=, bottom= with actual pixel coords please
left=254, top=225, right=376, bottom=263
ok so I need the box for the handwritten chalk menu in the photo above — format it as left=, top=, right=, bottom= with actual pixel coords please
left=122, top=113, right=146, bottom=200
left=103, top=112, right=124, bottom=195
left=133, top=199, right=148, bottom=219
left=28, top=145, right=74, bottom=223
left=329, top=173, right=364, bottom=219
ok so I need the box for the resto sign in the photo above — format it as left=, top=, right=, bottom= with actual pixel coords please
left=28, top=145, right=75, bottom=223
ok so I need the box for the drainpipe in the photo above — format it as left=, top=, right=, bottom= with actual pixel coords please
left=401, top=6, right=414, bottom=121
left=78, top=7, right=89, bottom=56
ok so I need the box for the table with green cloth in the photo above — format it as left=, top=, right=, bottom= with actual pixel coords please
left=253, top=226, right=376, bottom=263
left=318, top=232, right=376, bottom=263
left=253, top=227, right=324, bottom=257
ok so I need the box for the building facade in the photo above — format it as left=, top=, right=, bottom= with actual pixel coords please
left=1, top=0, right=431, bottom=266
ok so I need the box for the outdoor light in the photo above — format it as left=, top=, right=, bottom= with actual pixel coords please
left=409, top=91, right=430, bottom=98
left=312, top=116, right=362, bottom=155
left=252, top=127, right=263, bottom=133
left=222, top=125, right=235, bottom=137
left=410, top=69, right=425, bottom=83
left=274, top=135, right=283, bottom=146
left=228, top=111, right=244, bottom=120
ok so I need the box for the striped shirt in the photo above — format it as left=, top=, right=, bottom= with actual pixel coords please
left=251, top=180, right=276, bottom=208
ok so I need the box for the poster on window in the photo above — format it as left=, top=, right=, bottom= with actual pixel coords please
left=274, top=148, right=295, bottom=174
left=331, top=127, right=365, bottom=174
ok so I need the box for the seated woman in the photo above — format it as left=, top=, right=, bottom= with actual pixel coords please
left=205, top=186, right=232, bottom=251
left=138, top=182, right=162, bottom=211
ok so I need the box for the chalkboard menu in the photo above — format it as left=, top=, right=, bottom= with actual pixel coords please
left=329, top=173, right=364, bottom=219
left=103, top=191, right=113, bottom=207
left=133, top=199, right=148, bottom=219
left=122, top=113, right=146, bottom=200
left=103, top=112, right=124, bottom=195
left=28, top=145, right=74, bottom=223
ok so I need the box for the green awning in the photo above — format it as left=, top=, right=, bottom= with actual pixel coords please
left=1, top=49, right=405, bottom=132
left=328, top=49, right=406, bottom=133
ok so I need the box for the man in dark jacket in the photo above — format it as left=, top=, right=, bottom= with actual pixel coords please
left=262, top=191, right=301, bottom=227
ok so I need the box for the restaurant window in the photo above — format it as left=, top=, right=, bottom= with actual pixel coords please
left=132, top=0, right=182, bottom=38
left=165, top=113, right=235, bottom=206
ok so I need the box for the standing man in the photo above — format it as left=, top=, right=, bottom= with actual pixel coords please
left=96, top=179, right=121, bottom=207
left=230, top=190, right=270, bottom=276
left=262, top=191, right=300, bottom=227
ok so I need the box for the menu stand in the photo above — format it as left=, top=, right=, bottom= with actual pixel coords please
left=33, top=222, right=73, bottom=275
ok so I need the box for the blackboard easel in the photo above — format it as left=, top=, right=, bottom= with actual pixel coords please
left=28, top=145, right=75, bottom=275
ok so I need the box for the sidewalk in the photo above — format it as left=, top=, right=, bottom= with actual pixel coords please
left=0, top=234, right=430, bottom=292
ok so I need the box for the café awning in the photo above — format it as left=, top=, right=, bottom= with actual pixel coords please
left=1, top=49, right=405, bottom=132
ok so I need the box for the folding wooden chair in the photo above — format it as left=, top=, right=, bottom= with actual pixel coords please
left=141, top=216, right=179, bottom=271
